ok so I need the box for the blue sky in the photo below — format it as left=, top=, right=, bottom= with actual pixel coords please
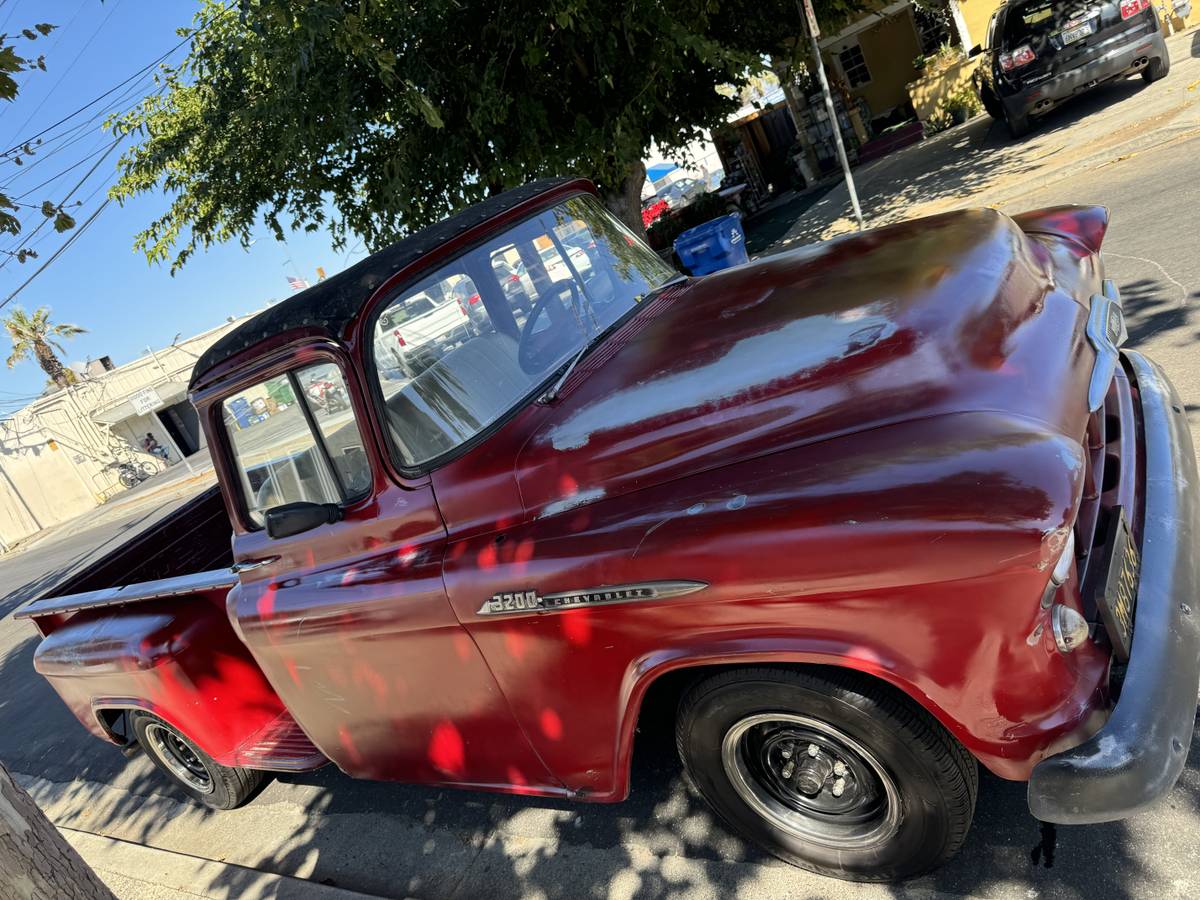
left=0, top=0, right=352, bottom=408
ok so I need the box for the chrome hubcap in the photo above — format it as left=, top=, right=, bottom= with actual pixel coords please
left=144, top=723, right=214, bottom=794
left=721, top=713, right=900, bottom=850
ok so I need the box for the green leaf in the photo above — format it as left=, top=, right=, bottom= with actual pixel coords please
left=40, top=201, right=54, bottom=218
left=34, top=24, right=55, bottom=36
left=53, top=209, right=75, bottom=232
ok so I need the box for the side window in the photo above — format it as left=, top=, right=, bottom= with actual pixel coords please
left=223, top=363, right=370, bottom=527
left=985, top=11, right=999, bottom=49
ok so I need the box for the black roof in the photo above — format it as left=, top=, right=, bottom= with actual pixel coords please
left=190, top=176, right=582, bottom=389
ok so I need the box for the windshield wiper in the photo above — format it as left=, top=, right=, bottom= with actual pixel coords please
left=538, top=343, right=590, bottom=405
left=537, top=276, right=688, bottom=405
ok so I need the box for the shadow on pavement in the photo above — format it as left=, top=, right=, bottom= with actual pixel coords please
left=6, top=604, right=1197, bottom=900
left=772, top=71, right=1169, bottom=254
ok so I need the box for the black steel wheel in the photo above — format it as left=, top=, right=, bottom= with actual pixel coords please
left=676, top=668, right=977, bottom=882
left=131, top=713, right=266, bottom=809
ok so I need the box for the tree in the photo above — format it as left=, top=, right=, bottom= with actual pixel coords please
left=0, top=760, right=115, bottom=900
left=3, top=306, right=86, bottom=389
left=108, top=0, right=868, bottom=271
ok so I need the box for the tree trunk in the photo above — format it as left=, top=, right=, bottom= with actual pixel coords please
left=33, top=340, right=68, bottom=389
left=0, top=761, right=115, bottom=899
left=601, top=159, right=648, bottom=239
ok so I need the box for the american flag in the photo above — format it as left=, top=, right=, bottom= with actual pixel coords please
left=287, top=276, right=310, bottom=291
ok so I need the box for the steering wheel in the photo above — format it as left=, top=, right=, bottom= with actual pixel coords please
left=517, top=279, right=588, bottom=374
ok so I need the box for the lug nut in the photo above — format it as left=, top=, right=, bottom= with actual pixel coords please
left=807, top=743, right=819, bottom=758
left=781, top=760, right=795, bottom=779
left=833, top=761, right=847, bottom=777
left=831, top=777, right=846, bottom=797
left=780, top=743, right=794, bottom=760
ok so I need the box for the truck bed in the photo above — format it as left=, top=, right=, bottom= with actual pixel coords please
left=12, top=485, right=234, bottom=624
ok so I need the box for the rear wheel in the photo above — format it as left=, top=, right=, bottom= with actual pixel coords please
left=1004, top=107, right=1030, bottom=138
left=132, top=712, right=265, bottom=809
left=1142, top=55, right=1170, bottom=83
left=676, top=668, right=977, bottom=882
left=980, top=87, right=1003, bottom=120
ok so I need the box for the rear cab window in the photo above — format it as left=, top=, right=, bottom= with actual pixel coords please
left=223, top=362, right=370, bottom=527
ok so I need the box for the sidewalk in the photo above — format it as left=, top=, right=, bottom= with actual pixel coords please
left=770, top=27, right=1200, bottom=253
left=63, top=829, right=382, bottom=900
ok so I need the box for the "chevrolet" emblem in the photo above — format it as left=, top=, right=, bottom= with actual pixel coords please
left=477, top=580, right=707, bottom=616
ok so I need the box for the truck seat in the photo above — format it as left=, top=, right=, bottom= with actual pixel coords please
left=384, top=332, right=533, bottom=464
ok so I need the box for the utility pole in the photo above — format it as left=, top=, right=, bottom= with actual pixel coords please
left=797, top=0, right=864, bottom=230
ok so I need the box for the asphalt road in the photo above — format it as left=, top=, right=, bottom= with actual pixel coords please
left=2, top=137, right=1200, bottom=900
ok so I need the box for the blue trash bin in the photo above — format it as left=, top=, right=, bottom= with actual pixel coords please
left=673, top=213, right=749, bottom=276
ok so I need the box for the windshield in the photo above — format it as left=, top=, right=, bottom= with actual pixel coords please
left=371, top=194, right=675, bottom=468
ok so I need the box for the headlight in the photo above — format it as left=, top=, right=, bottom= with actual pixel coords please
left=1051, top=603, right=1090, bottom=653
left=1050, top=531, right=1076, bottom=586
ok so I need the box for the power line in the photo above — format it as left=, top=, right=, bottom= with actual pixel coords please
left=0, top=196, right=111, bottom=311
left=0, top=0, right=88, bottom=128
left=0, top=29, right=190, bottom=161
left=0, top=0, right=22, bottom=36
left=1, top=0, right=121, bottom=144
left=0, top=133, right=121, bottom=273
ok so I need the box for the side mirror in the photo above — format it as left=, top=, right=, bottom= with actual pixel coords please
left=968, top=44, right=983, bottom=57
left=266, top=501, right=343, bottom=539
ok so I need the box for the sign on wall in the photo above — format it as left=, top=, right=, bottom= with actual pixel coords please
left=129, top=387, right=164, bottom=416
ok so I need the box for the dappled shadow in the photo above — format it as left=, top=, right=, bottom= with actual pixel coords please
left=9, top=598, right=1200, bottom=900
left=1121, top=277, right=1193, bottom=345
left=768, top=114, right=1041, bottom=253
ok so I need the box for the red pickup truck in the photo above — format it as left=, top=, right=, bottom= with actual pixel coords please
left=16, top=178, right=1199, bottom=882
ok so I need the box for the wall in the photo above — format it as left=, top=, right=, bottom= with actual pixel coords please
left=955, top=0, right=996, bottom=48
left=823, top=8, right=923, bottom=119
left=907, top=55, right=982, bottom=123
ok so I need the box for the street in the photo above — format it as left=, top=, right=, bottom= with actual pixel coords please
left=5, top=55, right=1200, bottom=900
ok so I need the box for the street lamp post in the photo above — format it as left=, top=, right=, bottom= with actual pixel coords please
left=797, top=0, right=865, bottom=231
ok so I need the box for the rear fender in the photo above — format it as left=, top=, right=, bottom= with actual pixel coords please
left=1012, top=205, right=1109, bottom=256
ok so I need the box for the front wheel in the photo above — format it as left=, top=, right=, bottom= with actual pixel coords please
left=676, top=668, right=977, bottom=882
left=132, top=712, right=265, bottom=809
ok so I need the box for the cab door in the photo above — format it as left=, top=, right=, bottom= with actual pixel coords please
left=217, top=351, right=556, bottom=792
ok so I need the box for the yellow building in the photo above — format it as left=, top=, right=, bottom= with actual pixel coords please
left=820, top=0, right=1198, bottom=129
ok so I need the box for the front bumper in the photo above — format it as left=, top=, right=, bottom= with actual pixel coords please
left=1004, top=31, right=1167, bottom=119
left=1028, top=351, right=1200, bottom=824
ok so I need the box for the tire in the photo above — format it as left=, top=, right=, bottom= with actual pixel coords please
left=137, top=461, right=157, bottom=480
left=118, top=468, right=138, bottom=489
left=131, top=712, right=265, bottom=810
left=1142, top=55, right=1170, bottom=83
left=1004, top=107, right=1030, bottom=139
left=676, top=667, right=977, bottom=882
left=980, top=88, right=1002, bottom=120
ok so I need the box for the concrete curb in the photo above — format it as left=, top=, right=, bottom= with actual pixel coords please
left=62, top=828, right=390, bottom=900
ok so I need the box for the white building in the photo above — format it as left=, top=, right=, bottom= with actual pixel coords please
left=0, top=314, right=256, bottom=547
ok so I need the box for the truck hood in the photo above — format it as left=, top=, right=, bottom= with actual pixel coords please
left=516, top=208, right=1096, bottom=518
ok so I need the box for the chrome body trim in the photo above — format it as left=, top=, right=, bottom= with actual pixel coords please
left=476, top=580, right=707, bottom=616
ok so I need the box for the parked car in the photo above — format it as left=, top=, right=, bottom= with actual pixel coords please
left=971, top=0, right=1179, bottom=137
left=16, top=178, right=1199, bottom=883
left=658, top=176, right=705, bottom=209
left=376, top=287, right=473, bottom=376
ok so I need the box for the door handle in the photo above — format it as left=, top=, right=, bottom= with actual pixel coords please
left=232, top=556, right=279, bottom=575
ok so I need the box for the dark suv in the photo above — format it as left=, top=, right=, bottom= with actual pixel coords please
left=972, top=0, right=1175, bottom=137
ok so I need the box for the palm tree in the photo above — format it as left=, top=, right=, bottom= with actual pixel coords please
left=3, top=306, right=86, bottom=389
